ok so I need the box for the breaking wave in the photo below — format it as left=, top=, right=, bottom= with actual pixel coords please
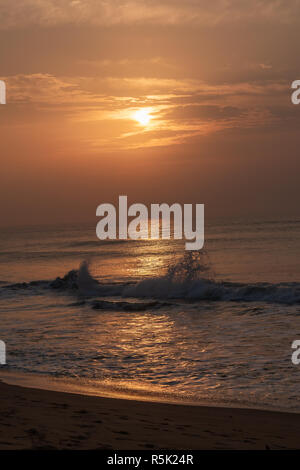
left=2, top=254, right=300, bottom=305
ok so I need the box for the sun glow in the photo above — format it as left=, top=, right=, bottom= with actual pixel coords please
left=133, top=108, right=152, bottom=126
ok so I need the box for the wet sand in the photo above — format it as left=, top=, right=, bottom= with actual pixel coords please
left=0, top=380, right=299, bottom=450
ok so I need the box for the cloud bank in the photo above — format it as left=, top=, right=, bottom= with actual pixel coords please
left=0, top=0, right=299, bottom=29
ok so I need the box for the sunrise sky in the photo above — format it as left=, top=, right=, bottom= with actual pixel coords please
left=1, top=0, right=300, bottom=226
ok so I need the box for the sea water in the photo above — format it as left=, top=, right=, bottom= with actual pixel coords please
left=1, top=216, right=300, bottom=411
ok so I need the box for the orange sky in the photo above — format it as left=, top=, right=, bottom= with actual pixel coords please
left=0, top=1, right=300, bottom=226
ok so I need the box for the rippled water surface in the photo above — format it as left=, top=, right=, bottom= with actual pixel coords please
left=1, top=217, right=300, bottom=410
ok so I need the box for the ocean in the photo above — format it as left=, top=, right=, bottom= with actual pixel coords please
left=1, top=216, right=300, bottom=411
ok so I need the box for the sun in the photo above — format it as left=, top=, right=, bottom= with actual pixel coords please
left=132, top=108, right=152, bottom=126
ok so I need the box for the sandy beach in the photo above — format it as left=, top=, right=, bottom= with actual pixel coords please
left=0, top=380, right=300, bottom=450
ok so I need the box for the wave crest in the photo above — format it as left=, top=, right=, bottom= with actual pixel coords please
left=2, top=254, right=300, bottom=305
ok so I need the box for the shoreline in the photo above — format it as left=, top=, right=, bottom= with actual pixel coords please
left=1, top=369, right=298, bottom=414
left=1, top=379, right=300, bottom=449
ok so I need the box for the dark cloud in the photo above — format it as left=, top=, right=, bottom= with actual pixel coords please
left=162, top=104, right=243, bottom=122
